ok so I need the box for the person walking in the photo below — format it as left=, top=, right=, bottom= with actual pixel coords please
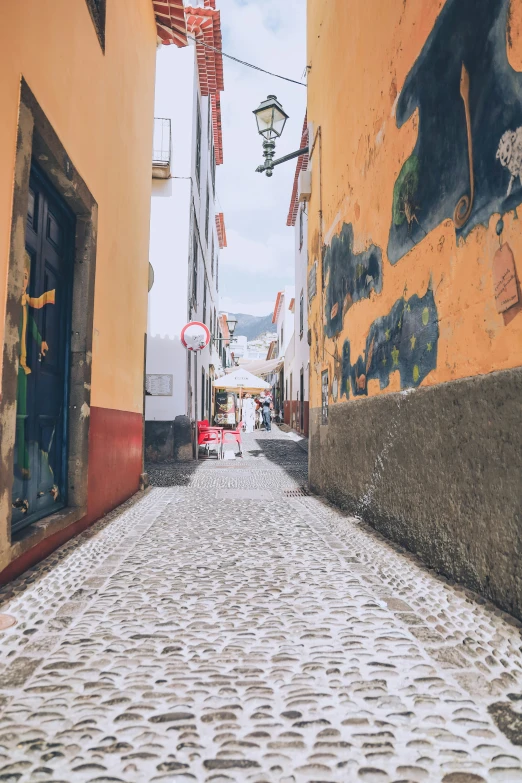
left=241, top=393, right=256, bottom=433
left=262, top=395, right=272, bottom=432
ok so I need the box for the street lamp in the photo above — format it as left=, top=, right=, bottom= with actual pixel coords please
left=226, top=316, right=238, bottom=336
left=253, top=95, right=288, bottom=177
left=253, top=95, right=309, bottom=177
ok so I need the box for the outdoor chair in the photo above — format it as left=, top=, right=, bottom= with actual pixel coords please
left=221, top=427, right=243, bottom=457
left=197, top=420, right=222, bottom=459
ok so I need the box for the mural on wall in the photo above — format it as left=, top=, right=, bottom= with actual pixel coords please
left=16, top=253, right=55, bottom=480
left=388, top=0, right=522, bottom=264
left=341, top=286, right=439, bottom=397
left=324, top=222, right=383, bottom=338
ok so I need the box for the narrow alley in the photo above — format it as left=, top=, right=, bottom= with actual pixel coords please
left=1, top=430, right=522, bottom=783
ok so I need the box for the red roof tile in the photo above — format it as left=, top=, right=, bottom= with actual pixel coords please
left=152, top=1, right=188, bottom=47
left=287, top=113, right=309, bottom=227
left=185, top=2, right=225, bottom=164
left=272, top=291, right=283, bottom=324
left=216, top=213, right=227, bottom=249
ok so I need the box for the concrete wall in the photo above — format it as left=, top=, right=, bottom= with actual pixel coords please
left=0, top=0, right=157, bottom=579
left=0, top=0, right=155, bottom=414
left=146, top=41, right=222, bottom=438
left=307, top=0, right=522, bottom=615
left=273, top=286, right=295, bottom=358
left=284, top=198, right=310, bottom=433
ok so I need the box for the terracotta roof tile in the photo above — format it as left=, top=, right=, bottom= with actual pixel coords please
left=287, top=113, right=309, bottom=227
left=216, top=213, right=227, bottom=249
left=185, top=3, right=225, bottom=164
left=152, top=0, right=188, bottom=47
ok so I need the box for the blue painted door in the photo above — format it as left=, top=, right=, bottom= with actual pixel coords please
left=11, top=165, right=74, bottom=533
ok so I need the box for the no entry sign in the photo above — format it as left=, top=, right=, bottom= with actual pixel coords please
left=181, top=321, right=211, bottom=352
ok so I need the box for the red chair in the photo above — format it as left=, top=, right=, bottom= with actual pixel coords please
left=197, top=420, right=222, bottom=459
left=221, top=427, right=242, bottom=457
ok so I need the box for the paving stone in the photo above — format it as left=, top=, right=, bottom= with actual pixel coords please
left=0, top=430, right=521, bottom=781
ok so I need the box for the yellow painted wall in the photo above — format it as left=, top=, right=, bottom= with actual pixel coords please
left=0, top=0, right=156, bottom=414
left=307, top=0, right=522, bottom=409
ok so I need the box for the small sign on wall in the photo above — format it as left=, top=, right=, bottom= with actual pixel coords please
left=146, top=374, right=173, bottom=396
left=493, top=243, right=519, bottom=313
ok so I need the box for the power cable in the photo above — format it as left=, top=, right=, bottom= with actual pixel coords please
left=186, top=34, right=307, bottom=87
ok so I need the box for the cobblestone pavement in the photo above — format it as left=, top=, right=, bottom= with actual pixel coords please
left=1, top=429, right=522, bottom=782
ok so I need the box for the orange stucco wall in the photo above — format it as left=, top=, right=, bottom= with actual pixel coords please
left=0, top=0, right=156, bottom=415
left=307, top=0, right=522, bottom=408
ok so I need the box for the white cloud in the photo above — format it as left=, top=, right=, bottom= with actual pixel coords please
left=220, top=229, right=293, bottom=276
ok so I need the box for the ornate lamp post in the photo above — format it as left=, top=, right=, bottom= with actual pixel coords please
left=253, top=95, right=309, bottom=177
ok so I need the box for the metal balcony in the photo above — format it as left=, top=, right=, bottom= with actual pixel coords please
left=152, top=117, right=171, bottom=178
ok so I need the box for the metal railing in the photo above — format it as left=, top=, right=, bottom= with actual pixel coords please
left=152, top=117, right=171, bottom=167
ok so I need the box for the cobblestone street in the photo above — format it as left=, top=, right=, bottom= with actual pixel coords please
left=2, top=429, right=522, bottom=782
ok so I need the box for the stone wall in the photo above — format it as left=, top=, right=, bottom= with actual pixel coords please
left=309, top=366, right=522, bottom=619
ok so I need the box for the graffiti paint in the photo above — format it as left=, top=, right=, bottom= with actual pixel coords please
left=341, top=287, right=439, bottom=397
left=324, top=222, right=383, bottom=338
left=388, top=0, right=522, bottom=264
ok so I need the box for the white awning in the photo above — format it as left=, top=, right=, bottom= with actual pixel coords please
left=213, top=368, right=271, bottom=391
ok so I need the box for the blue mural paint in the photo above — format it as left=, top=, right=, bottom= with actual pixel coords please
left=388, top=0, right=522, bottom=264
left=341, top=287, right=439, bottom=398
left=324, top=222, right=383, bottom=338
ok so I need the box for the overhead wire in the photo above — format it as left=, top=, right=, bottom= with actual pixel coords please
left=186, top=34, right=307, bottom=87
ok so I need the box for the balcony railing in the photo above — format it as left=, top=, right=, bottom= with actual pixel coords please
left=152, top=117, right=171, bottom=177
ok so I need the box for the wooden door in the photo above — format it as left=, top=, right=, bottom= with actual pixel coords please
left=11, top=165, right=74, bottom=533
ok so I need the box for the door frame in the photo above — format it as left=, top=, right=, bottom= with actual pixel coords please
left=0, top=79, right=98, bottom=568
left=10, top=163, right=76, bottom=533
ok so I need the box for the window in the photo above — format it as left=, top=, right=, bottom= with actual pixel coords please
left=211, top=237, right=215, bottom=278
left=203, top=281, right=207, bottom=324
left=299, top=290, right=304, bottom=338
left=299, top=206, right=304, bottom=250
left=216, top=254, right=219, bottom=292
left=308, top=260, right=317, bottom=304
left=195, top=102, right=202, bottom=187
left=85, top=0, right=106, bottom=52
left=280, top=326, right=284, bottom=352
left=192, top=228, right=199, bottom=305
left=211, top=147, right=216, bottom=194
left=205, top=189, right=210, bottom=245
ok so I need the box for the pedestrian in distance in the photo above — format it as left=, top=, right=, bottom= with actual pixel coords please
left=241, top=393, right=256, bottom=433
left=262, top=395, right=272, bottom=432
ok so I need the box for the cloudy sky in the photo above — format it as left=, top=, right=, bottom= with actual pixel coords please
left=216, top=0, right=307, bottom=317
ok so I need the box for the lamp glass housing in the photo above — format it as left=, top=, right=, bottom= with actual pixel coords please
left=253, top=95, right=289, bottom=139
left=226, top=317, right=238, bottom=335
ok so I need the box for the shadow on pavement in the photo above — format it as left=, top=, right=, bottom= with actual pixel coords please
left=146, top=427, right=308, bottom=488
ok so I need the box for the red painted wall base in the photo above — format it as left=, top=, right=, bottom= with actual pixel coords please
left=86, top=406, right=143, bottom=521
left=284, top=400, right=310, bottom=437
left=0, top=405, right=143, bottom=586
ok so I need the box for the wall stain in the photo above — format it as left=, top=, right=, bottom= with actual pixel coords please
left=388, top=0, right=522, bottom=264
left=341, top=286, right=439, bottom=397
left=324, top=222, right=383, bottom=338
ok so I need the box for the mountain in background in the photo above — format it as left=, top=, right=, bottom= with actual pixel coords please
left=227, top=312, right=274, bottom=341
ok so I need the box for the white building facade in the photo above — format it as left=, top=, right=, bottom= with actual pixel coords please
left=266, top=285, right=295, bottom=417
left=145, top=1, right=226, bottom=460
left=283, top=116, right=310, bottom=435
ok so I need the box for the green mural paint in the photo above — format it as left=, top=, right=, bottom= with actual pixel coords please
left=341, top=285, right=439, bottom=398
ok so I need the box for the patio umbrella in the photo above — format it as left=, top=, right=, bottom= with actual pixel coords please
left=213, top=368, right=270, bottom=393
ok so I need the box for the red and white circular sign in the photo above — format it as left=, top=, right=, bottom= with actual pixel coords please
left=181, top=321, right=211, bottom=352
